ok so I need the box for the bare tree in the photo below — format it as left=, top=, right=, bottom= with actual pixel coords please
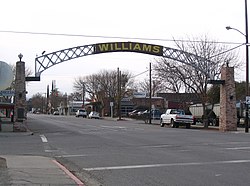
left=153, top=35, right=241, bottom=128
left=73, top=69, right=134, bottom=115
left=136, top=78, right=166, bottom=97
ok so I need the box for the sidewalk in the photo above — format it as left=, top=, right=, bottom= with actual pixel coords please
left=0, top=155, right=84, bottom=185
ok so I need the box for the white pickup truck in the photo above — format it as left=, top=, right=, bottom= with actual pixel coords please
left=160, top=109, right=194, bottom=128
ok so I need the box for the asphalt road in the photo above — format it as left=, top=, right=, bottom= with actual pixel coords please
left=3, top=113, right=250, bottom=186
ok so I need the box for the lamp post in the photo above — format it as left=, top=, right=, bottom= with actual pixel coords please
left=226, top=0, right=249, bottom=133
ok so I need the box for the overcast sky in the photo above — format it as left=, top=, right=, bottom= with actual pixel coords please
left=0, top=0, right=247, bottom=98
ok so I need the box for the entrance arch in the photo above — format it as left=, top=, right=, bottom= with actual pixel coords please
left=32, top=41, right=238, bottom=131
left=35, top=41, right=210, bottom=77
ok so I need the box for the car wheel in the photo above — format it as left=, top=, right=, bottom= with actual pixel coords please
left=160, top=119, right=165, bottom=127
left=170, top=119, right=175, bottom=128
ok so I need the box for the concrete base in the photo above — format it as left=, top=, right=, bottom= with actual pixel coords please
left=1, top=123, right=13, bottom=132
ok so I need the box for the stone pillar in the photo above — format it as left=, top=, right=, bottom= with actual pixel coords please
left=14, top=59, right=26, bottom=122
left=219, top=66, right=237, bottom=131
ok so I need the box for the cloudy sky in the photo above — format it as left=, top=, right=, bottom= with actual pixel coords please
left=0, top=0, right=247, bottom=98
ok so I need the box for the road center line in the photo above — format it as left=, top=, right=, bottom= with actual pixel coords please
left=40, top=134, right=48, bottom=143
left=225, top=146, right=250, bottom=150
left=83, top=159, right=250, bottom=171
left=55, top=154, right=88, bottom=158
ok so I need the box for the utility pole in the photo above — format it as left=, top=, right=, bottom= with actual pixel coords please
left=245, top=0, right=249, bottom=133
left=117, top=68, right=121, bottom=120
left=82, top=82, right=85, bottom=108
left=149, top=62, right=152, bottom=124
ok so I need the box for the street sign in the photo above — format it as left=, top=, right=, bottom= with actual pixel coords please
left=0, top=90, right=15, bottom=96
left=246, top=96, right=250, bottom=104
left=25, top=76, right=40, bottom=81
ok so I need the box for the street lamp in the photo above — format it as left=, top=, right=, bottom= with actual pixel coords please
left=226, top=0, right=249, bottom=133
left=226, top=26, right=246, bottom=37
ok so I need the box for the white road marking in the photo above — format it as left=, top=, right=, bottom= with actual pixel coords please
left=225, top=146, right=250, bottom=150
left=55, top=154, right=88, bottom=158
left=101, top=125, right=126, bottom=129
left=45, top=149, right=59, bottom=152
left=40, top=134, right=48, bottom=143
left=141, top=144, right=173, bottom=148
left=83, top=159, right=250, bottom=171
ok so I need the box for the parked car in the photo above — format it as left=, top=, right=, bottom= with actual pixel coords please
left=142, top=109, right=162, bottom=120
left=88, top=111, right=100, bottom=119
left=75, top=109, right=87, bottom=118
left=160, top=109, right=194, bottom=128
left=128, top=110, right=140, bottom=117
left=53, top=111, right=59, bottom=115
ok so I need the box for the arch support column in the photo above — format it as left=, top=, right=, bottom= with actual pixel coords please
left=219, top=66, right=237, bottom=131
left=14, top=60, right=26, bottom=123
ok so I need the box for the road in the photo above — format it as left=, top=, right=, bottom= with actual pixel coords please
left=2, top=113, right=250, bottom=186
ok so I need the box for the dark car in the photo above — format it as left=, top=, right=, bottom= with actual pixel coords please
left=142, top=109, right=162, bottom=120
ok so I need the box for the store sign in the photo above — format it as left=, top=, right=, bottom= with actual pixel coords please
left=0, top=90, right=15, bottom=96
left=133, top=92, right=147, bottom=98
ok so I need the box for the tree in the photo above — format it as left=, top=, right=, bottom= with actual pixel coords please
left=73, top=69, right=133, bottom=115
left=153, top=35, right=241, bottom=128
left=235, top=81, right=246, bottom=101
left=135, top=78, right=166, bottom=97
left=205, top=81, right=247, bottom=105
left=30, top=93, right=44, bottom=113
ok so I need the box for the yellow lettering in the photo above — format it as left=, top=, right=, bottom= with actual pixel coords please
left=152, top=45, right=160, bottom=53
left=115, top=43, right=121, bottom=50
left=133, top=43, right=141, bottom=51
left=122, top=43, right=129, bottom=50
left=129, top=42, right=132, bottom=50
left=98, top=44, right=110, bottom=51
left=95, top=42, right=162, bottom=56
left=142, top=44, right=152, bottom=52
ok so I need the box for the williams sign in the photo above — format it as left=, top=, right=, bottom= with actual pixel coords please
left=94, top=42, right=163, bottom=56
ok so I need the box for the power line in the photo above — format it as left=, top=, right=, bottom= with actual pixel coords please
left=131, top=70, right=149, bottom=78
left=0, top=30, right=243, bottom=45
left=210, top=43, right=245, bottom=58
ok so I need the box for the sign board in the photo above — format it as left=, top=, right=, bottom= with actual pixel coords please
left=25, top=76, right=40, bottom=81
left=110, top=102, right=114, bottom=107
left=246, top=96, right=250, bottom=104
left=0, top=90, right=15, bottom=96
left=133, top=92, right=147, bottom=98
left=94, top=42, right=163, bottom=56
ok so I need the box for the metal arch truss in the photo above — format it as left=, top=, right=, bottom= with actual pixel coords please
left=35, top=44, right=95, bottom=76
left=162, top=46, right=211, bottom=77
left=35, top=43, right=211, bottom=77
